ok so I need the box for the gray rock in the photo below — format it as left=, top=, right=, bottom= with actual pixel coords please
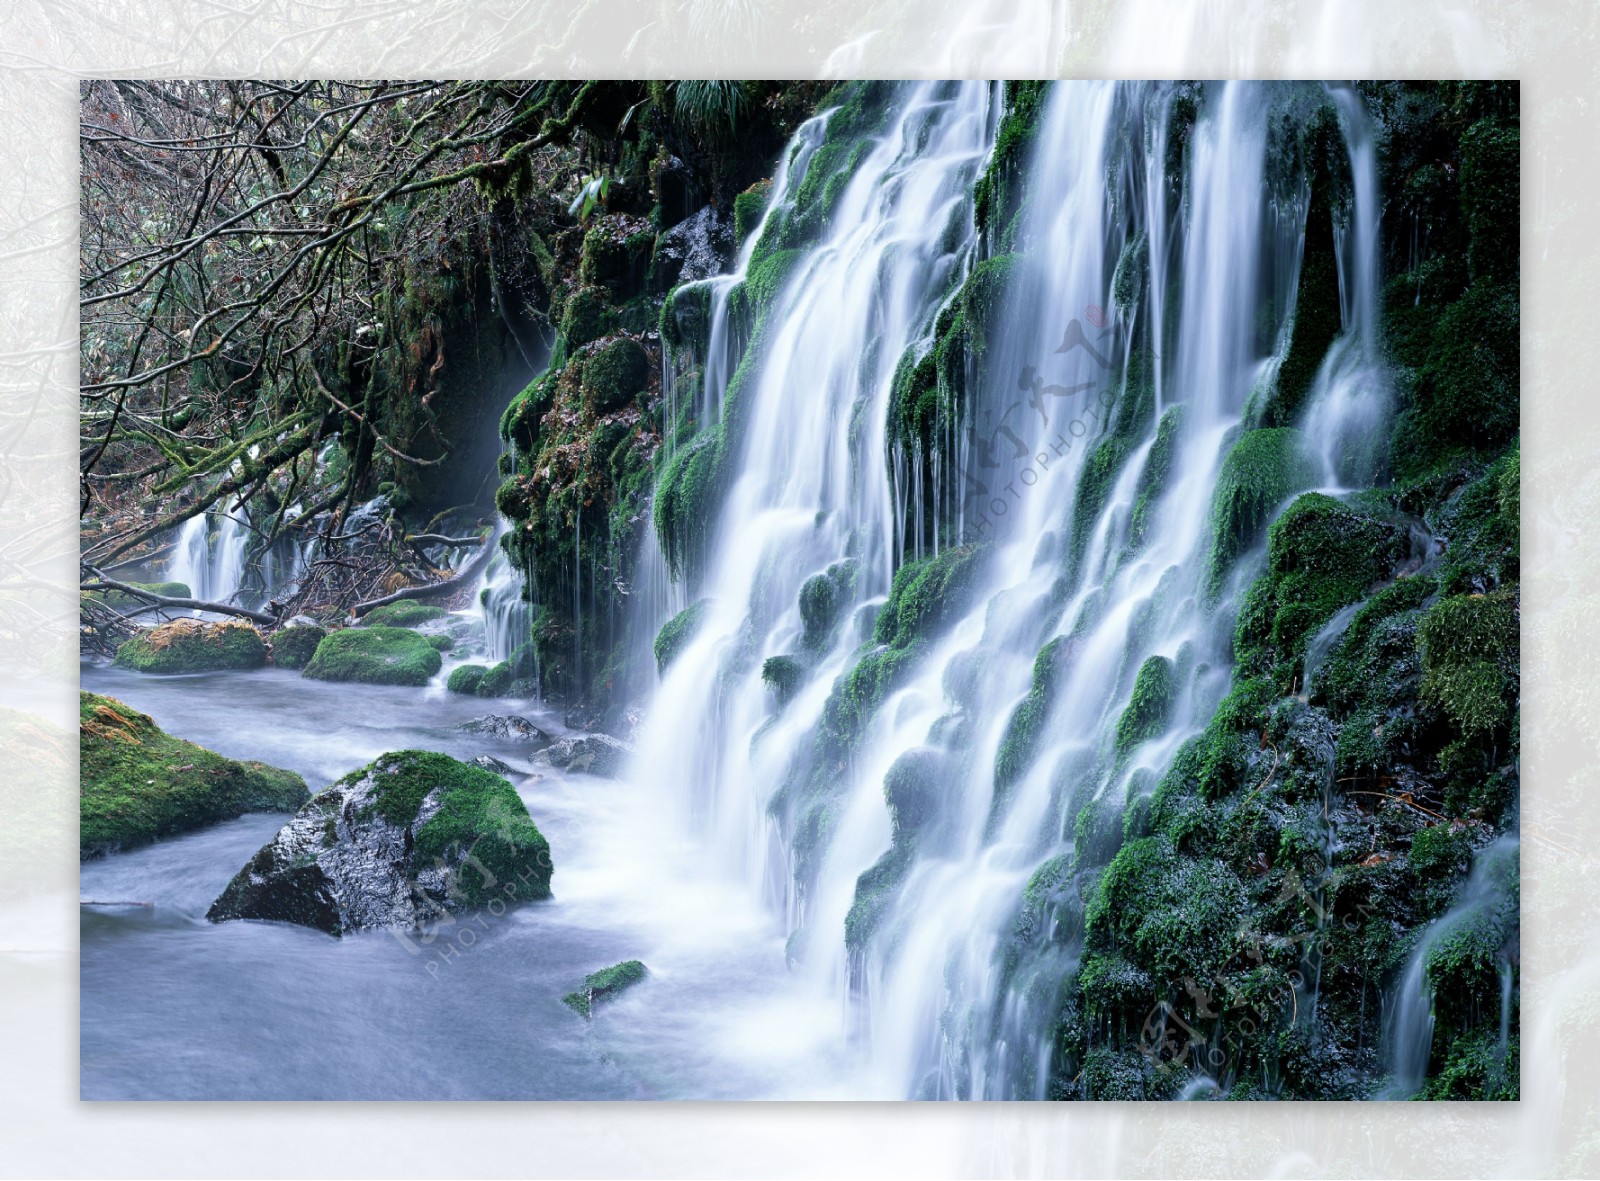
left=469, top=754, right=515, bottom=776
left=456, top=714, right=553, bottom=746
left=654, top=205, right=734, bottom=289
left=207, top=750, right=552, bottom=936
left=534, top=733, right=633, bottom=778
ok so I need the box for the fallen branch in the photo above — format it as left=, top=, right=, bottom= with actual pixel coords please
left=81, top=570, right=278, bottom=626
left=406, top=533, right=486, bottom=547
left=350, top=539, right=496, bottom=617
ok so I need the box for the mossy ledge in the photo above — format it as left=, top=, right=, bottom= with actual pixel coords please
left=80, top=691, right=308, bottom=858
left=562, top=959, right=648, bottom=1016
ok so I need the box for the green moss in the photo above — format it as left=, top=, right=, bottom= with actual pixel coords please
left=1206, top=428, right=1318, bottom=597
left=654, top=426, right=726, bottom=581
left=653, top=599, right=710, bottom=674
left=447, top=664, right=487, bottom=695
left=799, top=560, right=857, bottom=649
left=361, top=602, right=446, bottom=628
left=762, top=655, right=804, bottom=705
left=560, top=285, right=614, bottom=350
left=872, top=544, right=986, bottom=650
left=1418, top=591, right=1519, bottom=739
left=1129, top=405, right=1183, bottom=549
left=995, top=636, right=1070, bottom=795
left=563, top=959, right=648, bottom=1017
left=302, top=627, right=442, bottom=686
left=271, top=624, right=326, bottom=670
left=79, top=691, right=307, bottom=856
left=733, top=179, right=772, bottom=246
left=581, top=336, right=650, bottom=416
left=973, top=81, right=1051, bottom=249
left=1234, top=492, right=1408, bottom=672
left=478, top=661, right=514, bottom=697
left=113, top=619, right=268, bottom=674
left=844, top=845, right=911, bottom=952
left=1115, top=655, right=1176, bottom=760
left=1459, top=118, right=1519, bottom=285
left=425, top=634, right=454, bottom=652
left=660, top=280, right=713, bottom=360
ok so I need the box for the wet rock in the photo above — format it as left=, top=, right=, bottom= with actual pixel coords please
left=562, top=960, right=648, bottom=1017
left=534, top=733, right=633, bottom=778
left=469, top=754, right=515, bottom=776
left=302, top=627, right=441, bottom=686
left=653, top=205, right=734, bottom=291
left=456, top=715, right=553, bottom=747
left=207, top=750, right=552, bottom=936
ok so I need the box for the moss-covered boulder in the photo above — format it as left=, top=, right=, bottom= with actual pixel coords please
left=580, top=337, right=651, bottom=416
left=447, top=664, right=488, bottom=695
left=653, top=599, right=710, bottom=674
left=1115, top=654, right=1177, bottom=759
left=113, top=619, right=268, bottom=674
left=302, top=627, right=442, bottom=686
left=80, top=692, right=307, bottom=858
left=207, top=750, right=553, bottom=936
left=270, top=624, right=326, bottom=670
left=562, top=959, right=648, bottom=1017
left=360, top=601, right=447, bottom=629
left=1206, top=428, right=1318, bottom=595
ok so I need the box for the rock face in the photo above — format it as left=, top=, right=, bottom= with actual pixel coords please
left=654, top=205, right=734, bottom=288
left=207, top=750, right=552, bottom=936
left=456, top=715, right=552, bottom=746
left=301, top=627, right=442, bottom=686
left=113, top=619, right=267, bottom=674
left=534, top=733, right=632, bottom=778
left=79, top=692, right=307, bottom=858
left=562, top=960, right=648, bottom=1017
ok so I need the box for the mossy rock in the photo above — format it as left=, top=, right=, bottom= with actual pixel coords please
left=302, top=627, right=442, bottom=686
left=733, top=179, right=772, bottom=246
left=271, top=625, right=326, bottom=670
left=361, top=602, right=447, bottom=629
left=581, top=337, right=650, bottom=416
left=560, top=284, right=614, bottom=350
left=1116, top=655, right=1176, bottom=760
left=478, top=661, right=515, bottom=697
left=208, top=749, right=552, bottom=935
left=1206, top=428, right=1318, bottom=596
left=761, top=655, right=804, bottom=706
left=562, top=959, right=648, bottom=1017
left=80, top=691, right=307, bottom=857
left=447, top=664, right=488, bottom=695
left=1418, top=590, right=1519, bottom=739
left=653, top=599, right=710, bottom=674
left=113, top=619, right=268, bottom=675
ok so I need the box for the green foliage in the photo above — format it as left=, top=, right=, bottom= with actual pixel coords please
left=362, top=602, right=446, bottom=628
left=563, top=959, right=648, bottom=1017
left=79, top=691, right=307, bottom=856
left=113, top=619, right=268, bottom=674
left=872, top=544, right=985, bottom=650
left=1459, top=119, right=1519, bottom=285
left=654, top=599, right=710, bottom=674
left=271, top=624, right=326, bottom=670
left=1206, top=428, right=1318, bottom=597
left=762, top=655, right=804, bottom=705
left=673, top=81, right=749, bottom=139
left=734, top=180, right=772, bottom=246
left=302, top=626, right=442, bottom=686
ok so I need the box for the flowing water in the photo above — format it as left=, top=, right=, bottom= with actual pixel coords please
left=82, top=80, right=1498, bottom=1101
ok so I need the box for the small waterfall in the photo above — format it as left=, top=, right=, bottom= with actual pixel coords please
left=166, top=506, right=251, bottom=607
left=1383, top=836, right=1520, bottom=1098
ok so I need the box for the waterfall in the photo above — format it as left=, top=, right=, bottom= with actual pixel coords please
left=628, top=81, right=1466, bottom=1099
left=166, top=507, right=251, bottom=607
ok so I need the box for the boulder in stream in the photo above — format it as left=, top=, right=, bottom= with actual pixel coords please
left=456, top=715, right=553, bottom=746
left=301, top=626, right=442, bottom=686
left=207, top=749, right=552, bottom=936
left=270, top=623, right=326, bottom=670
left=113, top=619, right=267, bottom=674
left=79, top=691, right=307, bottom=858
left=534, top=733, right=632, bottom=778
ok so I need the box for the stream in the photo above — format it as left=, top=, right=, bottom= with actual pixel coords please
left=79, top=661, right=859, bottom=1100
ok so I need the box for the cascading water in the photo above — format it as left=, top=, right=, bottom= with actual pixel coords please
left=632, top=80, right=1408, bottom=1098
left=167, top=507, right=251, bottom=606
